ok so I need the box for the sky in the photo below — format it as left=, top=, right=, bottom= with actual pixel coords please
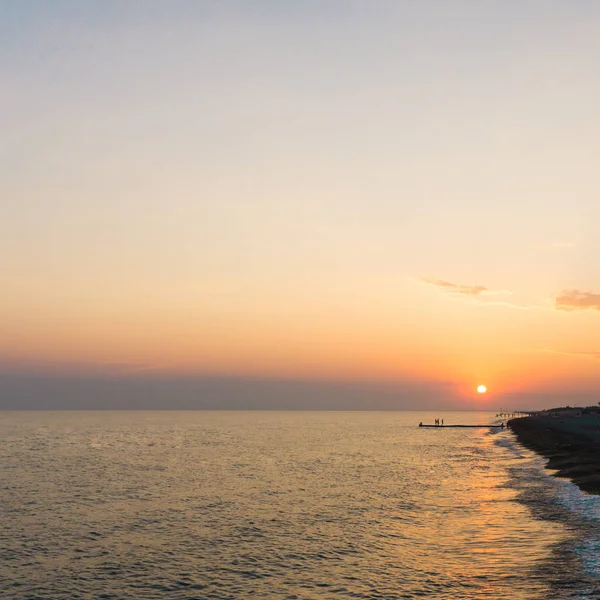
left=2, top=1, right=600, bottom=409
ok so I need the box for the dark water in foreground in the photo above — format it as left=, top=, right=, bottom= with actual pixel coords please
left=2, top=411, right=600, bottom=599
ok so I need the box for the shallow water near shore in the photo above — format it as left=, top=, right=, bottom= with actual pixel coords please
left=2, top=411, right=600, bottom=599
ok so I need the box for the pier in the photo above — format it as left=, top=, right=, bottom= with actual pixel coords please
left=495, top=411, right=535, bottom=418
left=419, top=423, right=505, bottom=428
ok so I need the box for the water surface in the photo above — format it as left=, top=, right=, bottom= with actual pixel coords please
left=2, top=411, right=599, bottom=599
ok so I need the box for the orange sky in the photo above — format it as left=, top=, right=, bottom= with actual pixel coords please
left=2, top=3, right=600, bottom=409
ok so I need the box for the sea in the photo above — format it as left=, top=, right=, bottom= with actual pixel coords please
left=2, top=411, right=600, bottom=599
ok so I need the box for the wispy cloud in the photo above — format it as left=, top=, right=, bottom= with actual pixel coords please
left=421, top=278, right=488, bottom=296
left=550, top=241, right=577, bottom=249
left=472, top=299, right=533, bottom=310
left=555, top=290, right=600, bottom=312
left=536, top=241, right=578, bottom=250
left=419, top=277, right=538, bottom=310
left=539, top=349, right=600, bottom=361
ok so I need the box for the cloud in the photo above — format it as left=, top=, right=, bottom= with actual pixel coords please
left=421, top=278, right=488, bottom=296
left=539, top=348, right=600, bottom=360
left=472, top=299, right=532, bottom=310
left=568, top=351, right=600, bottom=360
left=555, top=290, right=600, bottom=311
left=550, top=241, right=577, bottom=249
left=536, top=241, right=578, bottom=250
left=539, top=349, right=600, bottom=361
left=419, top=277, right=541, bottom=310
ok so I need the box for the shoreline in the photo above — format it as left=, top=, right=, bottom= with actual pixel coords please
left=508, top=414, right=600, bottom=495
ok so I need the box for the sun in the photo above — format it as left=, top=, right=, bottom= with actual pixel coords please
left=477, top=385, right=487, bottom=394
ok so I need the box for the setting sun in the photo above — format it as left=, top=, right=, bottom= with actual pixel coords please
left=477, top=385, right=487, bottom=394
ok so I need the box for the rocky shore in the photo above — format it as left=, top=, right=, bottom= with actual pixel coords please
left=509, top=413, right=600, bottom=495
